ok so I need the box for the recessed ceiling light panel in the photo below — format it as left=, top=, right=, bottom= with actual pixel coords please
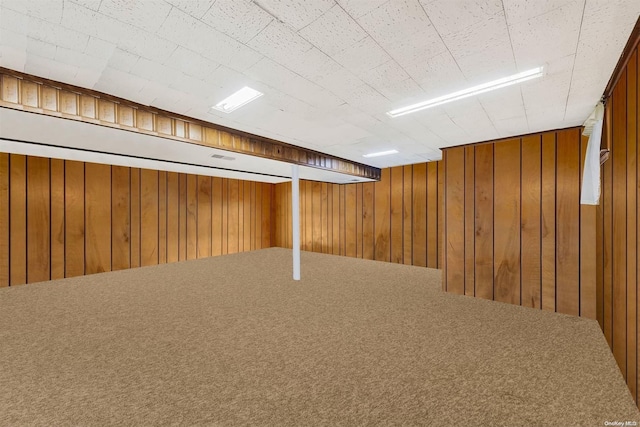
left=363, top=149, right=398, bottom=158
left=211, top=87, right=263, bottom=113
left=387, top=67, right=544, bottom=118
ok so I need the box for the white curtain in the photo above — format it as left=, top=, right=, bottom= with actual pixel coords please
left=580, top=103, right=604, bottom=205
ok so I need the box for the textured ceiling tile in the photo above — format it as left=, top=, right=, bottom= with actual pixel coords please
left=288, top=47, right=343, bottom=83
left=106, top=48, right=139, bottom=73
left=247, top=21, right=313, bottom=66
left=298, top=4, right=367, bottom=56
left=26, top=37, right=57, bottom=59
left=67, top=0, right=102, bottom=11
left=404, top=51, right=465, bottom=95
left=117, top=28, right=178, bottom=63
left=332, top=36, right=390, bottom=75
left=246, top=57, right=344, bottom=108
left=0, top=34, right=27, bottom=71
left=59, top=1, right=119, bottom=43
left=336, top=0, right=389, bottom=19
left=84, top=37, right=116, bottom=61
left=154, top=6, right=198, bottom=46
left=2, top=0, right=64, bottom=24
left=98, top=0, right=173, bottom=33
left=253, top=0, right=335, bottom=31
left=164, top=47, right=220, bottom=81
left=164, top=0, right=214, bottom=19
left=26, top=18, right=90, bottom=52
left=422, top=0, right=503, bottom=36
left=201, top=0, right=273, bottom=44
left=72, top=67, right=102, bottom=88
left=55, top=46, right=102, bottom=70
left=24, top=54, right=79, bottom=83
left=0, top=7, right=28, bottom=34
left=359, top=60, right=421, bottom=103
left=358, top=0, right=433, bottom=47
left=509, top=1, right=583, bottom=69
left=503, top=0, right=580, bottom=24
left=493, top=115, right=529, bottom=137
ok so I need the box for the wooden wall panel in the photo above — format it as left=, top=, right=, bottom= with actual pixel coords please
left=10, top=154, right=26, bottom=285
left=0, top=155, right=274, bottom=287
left=445, top=147, right=464, bottom=295
left=474, top=144, right=493, bottom=300
left=65, top=161, right=84, bottom=278
left=412, top=163, right=427, bottom=267
left=166, top=172, right=179, bottom=263
left=211, top=177, right=223, bottom=256
left=427, top=162, right=439, bottom=269
left=464, top=147, right=475, bottom=297
left=541, top=132, right=557, bottom=313
left=443, top=127, right=595, bottom=318
left=272, top=162, right=443, bottom=269
left=556, top=128, right=581, bottom=316
left=141, top=169, right=159, bottom=267
left=111, top=166, right=130, bottom=271
left=158, top=171, right=167, bottom=264
left=390, top=166, right=403, bottom=264
left=186, top=175, right=197, bottom=260
left=50, top=159, right=65, bottom=281
left=131, top=168, right=141, bottom=268
left=26, top=156, right=50, bottom=283
left=597, top=43, right=640, bottom=406
left=228, top=179, right=239, bottom=254
left=362, top=182, right=375, bottom=260
left=85, top=163, right=111, bottom=275
left=0, top=154, right=8, bottom=287
left=197, top=176, right=212, bottom=258
left=521, top=135, right=542, bottom=309
left=345, top=184, right=357, bottom=257
left=402, top=166, right=412, bottom=265
left=374, top=168, right=391, bottom=262
left=493, top=139, right=521, bottom=305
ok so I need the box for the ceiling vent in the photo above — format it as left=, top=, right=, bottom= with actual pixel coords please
left=211, top=154, right=235, bottom=161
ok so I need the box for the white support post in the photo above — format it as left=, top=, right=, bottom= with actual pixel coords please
left=291, top=165, right=301, bottom=280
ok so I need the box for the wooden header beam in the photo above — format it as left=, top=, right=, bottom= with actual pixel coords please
left=0, top=67, right=381, bottom=181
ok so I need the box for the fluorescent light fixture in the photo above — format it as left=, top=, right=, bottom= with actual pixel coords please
left=387, top=67, right=544, bottom=118
left=211, top=86, right=263, bottom=113
left=363, top=149, right=398, bottom=158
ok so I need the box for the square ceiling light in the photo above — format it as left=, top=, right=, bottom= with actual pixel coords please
left=211, top=87, right=263, bottom=113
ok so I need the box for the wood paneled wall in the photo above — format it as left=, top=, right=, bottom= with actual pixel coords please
left=442, top=128, right=597, bottom=318
left=0, top=154, right=273, bottom=286
left=273, top=163, right=444, bottom=268
left=599, top=45, right=639, bottom=404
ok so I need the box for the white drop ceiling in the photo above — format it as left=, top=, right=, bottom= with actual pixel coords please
left=0, top=0, right=638, bottom=170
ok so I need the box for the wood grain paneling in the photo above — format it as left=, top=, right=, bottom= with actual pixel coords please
left=131, top=168, right=141, bottom=268
left=10, top=154, right=26, bottom=285
left=521, top=135, right=542, bottom=309
left=493, top=139, right=521, bottom=305
left=443, top=128, right=592, bottom=316
left=0, top=154, right=8, bottom=287
left=273, top=162, right=443, bottom=269
left=474, top=144, right=493, bottom=300
left=50, top=159, right=65, bottom=280
left=390, top=167, right=403, bottom=264
left=141, top=169, right=159, bottom=267
left=598, top=44, right=640, bottom=405
left=85, top=163, right=111, bottom=275
left=445, top=147, right=465, bottom=295
left=111, top=166, right=130, bottom=271
left=65, top=161, right=84, bottom=278
left=26, top=156, right=50, bottom=283
left=0, top=156, right=273, bottom=287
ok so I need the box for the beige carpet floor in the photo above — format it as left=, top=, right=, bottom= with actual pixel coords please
left=0, top=248, right=637, bottom=426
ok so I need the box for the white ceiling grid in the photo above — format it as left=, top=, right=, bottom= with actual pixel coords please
left=0, top=0, right=638, bottom=170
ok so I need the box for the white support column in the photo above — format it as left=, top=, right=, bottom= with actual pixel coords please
left=291, top=165, right=301, bottom=280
